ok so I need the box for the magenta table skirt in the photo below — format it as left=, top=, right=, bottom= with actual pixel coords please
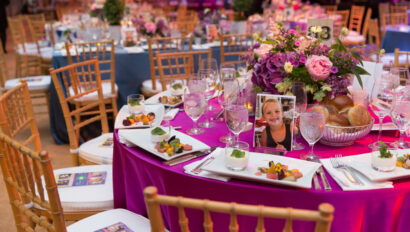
left=113, top=103, right=410, bottom=232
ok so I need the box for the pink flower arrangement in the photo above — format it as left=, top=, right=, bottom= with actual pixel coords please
left=305, top=55, right=333, bottom=81
left=144, top=22, right=156, bottom=34
left=254, top=44, right=273, bottom=58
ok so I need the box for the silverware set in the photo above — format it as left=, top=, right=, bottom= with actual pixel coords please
left=163, top=146, right=217, bottom=166
left=191, top=156, right=215, bottom=174
left=330, top=154, right=364, bottom=186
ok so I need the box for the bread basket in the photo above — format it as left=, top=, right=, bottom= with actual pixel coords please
left=319, top=118, right=374, bottom=146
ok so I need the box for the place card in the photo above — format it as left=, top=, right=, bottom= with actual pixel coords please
left=94, top=222, right=134, bottom=232
left=307, top=18, right=334, bottom=46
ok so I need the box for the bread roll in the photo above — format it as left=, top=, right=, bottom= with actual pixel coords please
left=330, top=95, right=354, bottom=113
left=309, top=105, right=329, bottom=121
left=348, top=105, right=371, bottom=126
left=327, top=113, right=350, bottom=127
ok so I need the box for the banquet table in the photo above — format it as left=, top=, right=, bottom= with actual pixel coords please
left=49, top=44, right=230, bottom=144
left=113, top=100, right=410, bottom=232
left=381, top=25, right=410, bottom=53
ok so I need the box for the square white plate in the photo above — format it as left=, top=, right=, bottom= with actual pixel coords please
left=343, top=149, right=410, bottom=182
left=146, top=90, right=184, bottom=108
left=114, top=105, right=164, bottom=129
left=202, top=150, right=321, bottom=189
left=118, top=128, right=210, bottom=160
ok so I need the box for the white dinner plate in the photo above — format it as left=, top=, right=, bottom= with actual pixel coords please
left=146, top=90, right=184, bottom=108
left=118, top=128, right=210, bottom=161
left=202, top=150, right=321, bottom=189
left=114, top=105, right=164, bottom=129
left=343, top=149, right=410, bottom=182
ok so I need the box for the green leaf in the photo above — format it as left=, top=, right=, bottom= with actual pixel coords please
left=354, top=66, right=370, bottom=75
left=313, top=91, right=326, bottom=102
left=230, top=149, right=246, bottom=158
left=151, top=127, right=166, bottom=136
left=378, top=142, right=393, bottom=158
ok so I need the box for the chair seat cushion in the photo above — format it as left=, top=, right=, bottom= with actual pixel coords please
left=67, top=209, right=151, bottom=232
left=370, top=53, right=408, bottom=64
left=79, top=133, right=113, bottom=164
left=39, top=165, right=113, bottom=212
left=142, top=79, right=166, bottom=94
left=4, top=75, right=51, bottom=91
left=69, top=82, right=118, bottom=102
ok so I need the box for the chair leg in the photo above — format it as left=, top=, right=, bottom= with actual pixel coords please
left=44, top=91, right=50, bottom=114
left=112, top=98, right=118, bottom=118
left=15, top=55, right=21, bottom=78
left=71, top=152, right=80, bottom=166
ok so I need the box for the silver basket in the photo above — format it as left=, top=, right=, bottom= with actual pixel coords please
left=320, top=118, right=375, bottom=146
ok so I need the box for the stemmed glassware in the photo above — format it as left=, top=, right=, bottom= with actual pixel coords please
left=224, top=93, right=248, bottom=145
left=369, top=70, right=399, bottom=150
left=200, top=58, right=219, bottom=111
left=291, top=82, right=307, bottom=150
left=299, top=112, right=325, bottom=161
left=390, top=85, right=410, bottom=149
left=198, top=69, right=217, bottom=128
left=184, top=88, right=206, bottom=135
left=218, top=67, right=240, bottom=143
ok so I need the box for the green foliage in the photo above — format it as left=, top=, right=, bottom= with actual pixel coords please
left=378, top=142, right=393, bottom=158
left=103, top=0, right=125, bottom=25
left=231, top=149, right=246, bottom=158
left=233, top=0, right=252, bottom=13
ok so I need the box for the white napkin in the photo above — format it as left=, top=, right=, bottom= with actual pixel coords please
left=164, top=108, right=179, bottom=120
left=320, top=158, right=393, bottom=191
left=118, top=134, right=137, bottom=147
left=184, top=152, right=230, bottom=182
left=122, top=46, right=144, bottom=54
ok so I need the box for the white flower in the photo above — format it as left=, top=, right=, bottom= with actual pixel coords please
left=341, top=27, right=349, bottom=37
left=254, top=43, right=273, bottom=58
left=284, top=62, right=293, bottom=73
left=311, top=26, right=322, bottom=33
left=379, top=49, right=386, bottom=57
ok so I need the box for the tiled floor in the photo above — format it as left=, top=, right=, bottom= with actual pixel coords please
left=0, top=29, right=72, bottom=231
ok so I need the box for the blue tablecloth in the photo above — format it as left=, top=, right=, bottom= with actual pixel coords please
left=49, top=45, right=228, bottom=144
left=381, top=26, right=410, bottom=53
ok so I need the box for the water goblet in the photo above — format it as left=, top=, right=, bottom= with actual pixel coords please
left=200, top=59, right=219, bottom=111
left=198, top=69, right=217, bottom=128
left=127, top=94, right=144, bottom=114
left=390, top=86, right=410, bottom=149
left=184, top=89, right=206, bottom=135
left=299, top=112, right=325, bottom=161
left=291, top=82, right=307, bottom=150
left=225, top=100, right=249, bottom=145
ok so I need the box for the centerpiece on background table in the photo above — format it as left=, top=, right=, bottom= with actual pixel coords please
left=247, top=22, right=369, bottom=103
left=132, top=11, right=170, bottom=38
left=193, top=8, right=230, bottom=44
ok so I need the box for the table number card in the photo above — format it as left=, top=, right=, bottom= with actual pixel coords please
left=307, top=18, right=334, bottom=46
left=94, top=222, right=134, bottom=232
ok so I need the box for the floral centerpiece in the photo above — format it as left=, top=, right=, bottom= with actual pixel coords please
left=193, top=8, right=230, bottom=42
left=247, top=22, right=369, bottom=102
left=133, top=13, right=169, bottom=37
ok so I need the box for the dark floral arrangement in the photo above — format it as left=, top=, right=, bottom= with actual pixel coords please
left=133, top=13, right=169, bottom=37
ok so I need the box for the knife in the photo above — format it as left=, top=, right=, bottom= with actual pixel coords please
left=317, top=166, right=332, bottom=191
left=313, top=173, right=321, bottom=190
left=164, top=146, right=217, bottom=166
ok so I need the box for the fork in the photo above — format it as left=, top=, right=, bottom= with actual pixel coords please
left=191, top=157, right=215, bottom=174
left=330, top=156, right=363, bottom=185
left=335, top=155, right=364, bottom=185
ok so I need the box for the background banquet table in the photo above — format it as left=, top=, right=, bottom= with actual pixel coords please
left=113, top=100, right=410, bottom=232
left=49, top=45, right=230, bottom=144
left=381, top=25, right=410, bottom=53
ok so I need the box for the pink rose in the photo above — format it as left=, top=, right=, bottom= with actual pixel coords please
left=145, top=22, right=156, bottom=34
left=254, top=43, right=273, bottom=58
left=305, top=55, right=333, bottom=81
left=294, top=40, right=301, bottom=46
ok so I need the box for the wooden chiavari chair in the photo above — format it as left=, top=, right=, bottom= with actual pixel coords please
left=157, top=49, right=212, bottom=90
left=144, top=186, right=335, bottom=232
left=65, top=40, right=118, bottom=118
left=380, top=12, right=409, bottom=38
left=25, top=13, right=46, bottom=22
left=142, top=36, right=193, bottom=97
left=220, top=33, right=253, bottom=67
left=390, top=5, right=408, bottom=13
left=361, top=8, right=372, bottom=40
left=367, top=19, right=381, bottom=61
left=323, top=5, right=337, bottom=13
left=0, top=132, right=151, bottom=231
left=176, top=18, right=199, bottom=37
left=394, top=48, right=410, bottom=69
left=349, top=5, right=365, bottom=33
left=0, top=40, right=50, bottom=114
left=328, top=10, right=349, bottom=28
left=50, top=59, right=113, bottom=166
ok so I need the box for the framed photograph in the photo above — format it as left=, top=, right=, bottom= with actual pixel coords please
left=253, top=93, right=295, bottom=151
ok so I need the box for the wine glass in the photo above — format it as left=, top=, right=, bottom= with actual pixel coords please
left=218, top=67, right=240, bottom=143
left=200, top=59, right=219, bottom=111
left=299, top=112, right=325, bottom=161
left=184, top=89, right=206, bottom=135
left=369, top=77, right=396, bottom=150
left=198, top=69, right=217, bottom=128
left=225, top=96, right=249, bottom=145
left=390, top=85, right=410, bottom=149
left=291, top=82, right=307, bottom=150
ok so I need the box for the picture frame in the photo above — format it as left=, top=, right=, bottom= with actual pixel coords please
left=253, top=93, right=296, bottom=152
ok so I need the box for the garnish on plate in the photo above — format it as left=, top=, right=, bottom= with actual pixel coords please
left=255, top=161, right=303, bottom=182
left=172, top=83, right=183, bottom=90
left=378, top=142, right=393, bottom=158
left=230, top=149, right=245, bottom=158
left=154, top=136, right=192, bottom=156
left=397, top=154, right=410, bottom=169
left=151, top=127, right=167, bottom=135
left=151, top=127, right=170, bottom=142
left=128, top=99, right=141, bottom=106
left=122, top=112, right=155, bottom=126
left=158, top=96, right=182, bottom=105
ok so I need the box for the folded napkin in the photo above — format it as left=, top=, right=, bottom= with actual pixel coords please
left=320, top=158, right=393, bottom=191
left=184, top=151, right=230, bottom=182
left=164, top=108, right=179, bottom=121
left=122, top=46, right=144, bottom=54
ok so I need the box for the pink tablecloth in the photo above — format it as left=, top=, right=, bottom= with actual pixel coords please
left=113, top=101, right=410, bottom=232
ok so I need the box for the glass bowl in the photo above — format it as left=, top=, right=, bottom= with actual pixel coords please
left=319, top=118, right=374, bottom=146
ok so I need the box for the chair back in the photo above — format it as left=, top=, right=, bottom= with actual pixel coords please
left=349, top=5, right=365, bottom=33
left=176, top=18, right=199, bottom=37
left=394, top=48, right=410, bottom=69
left=390, top=5, right=408, bottom=13
left=0, top=81, right=42, bottom=152
left=323, top=5, right=337, bottom=13
left=50, top=59, right=109, bottom=165
left=144, top=186, right=334, bottom=232
left=367, top=19, right=380, bottom=58
left=0, top=40, right=8, bottom=89
left=379, top=3, right=390, bottom=16
left=157, top=49, right=212, bottom=90
left=390, top=12, right=409, bottom=26
left=220, top=33, right=253, bottom=67
left=330, top=10, right=349, bottom=28
left=361, top=8, right=372, bottom=38
left=148, top=36, right=193, bottom=91
left=7, top=16, right=27, bottom=52
left=0, top=132, right=66, bottom=232
left=27, top=19, right=51, bottom=56
left=65, top=40, right=116, bottom=96
left=25, top=13, right=46, bottom=22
